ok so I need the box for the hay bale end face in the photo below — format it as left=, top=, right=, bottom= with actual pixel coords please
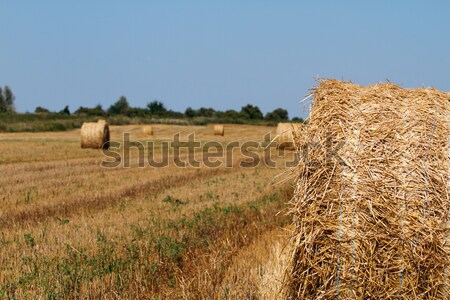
left=142, top=125, right=153, bottom=136
left=213, top=124, right=224, bottom=136
left=80, top=120, right=110, bottom=149
left=276, top=123, right=302, bottom=149
left=285, top=80, right=450, bottom=299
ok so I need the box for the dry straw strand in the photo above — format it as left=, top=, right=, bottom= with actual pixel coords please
left=80, top=119, right=110, bottom=149
left=284, top=79, right=450, bottom=299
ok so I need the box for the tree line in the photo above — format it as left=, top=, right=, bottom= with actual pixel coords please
left=1, top=86, right=303, bottom=123
left=37, top=96, right=302, bottom=123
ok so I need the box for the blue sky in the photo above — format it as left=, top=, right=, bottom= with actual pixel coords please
left=1, top=1, right=449, bottom=118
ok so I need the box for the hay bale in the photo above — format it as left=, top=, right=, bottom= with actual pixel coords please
left=80, top=120, right=110, bottom=149
left=97, top=119, right=106, bottom=126
left=214, top=124, right=224, bottom=136
left=285, top=80, right=450, bottom=299
left=276, top=123, right=302, bottom=149
left=142, top=125, right=153, bottom=136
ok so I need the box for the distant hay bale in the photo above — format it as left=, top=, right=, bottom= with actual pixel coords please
left=285, top=79, right=450, bottom=299
left=80, top=120, right=110, bottom=149
left=142, top=125, right=153, bottom=136
left=214, top=124, right=224, bottom=136
left=276, top=123, right=302, bottom=149
left=97, top=119, right=106, bottom=126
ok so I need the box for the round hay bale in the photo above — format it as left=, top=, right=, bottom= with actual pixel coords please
left=285, top=79, right=450, bottom=299
left=213, top=124, right=224, bottom=136
left=80, top=120, right=110, bottom=149
left=142, top=125, right=153, bottom=136
left=276, top=123, right=302, bottom=149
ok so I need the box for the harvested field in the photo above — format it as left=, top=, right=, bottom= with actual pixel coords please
left=0, top=124, right=294, bottom=299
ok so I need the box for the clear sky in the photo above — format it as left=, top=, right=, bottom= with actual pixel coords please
left=1, top=1, right=449, bottom=119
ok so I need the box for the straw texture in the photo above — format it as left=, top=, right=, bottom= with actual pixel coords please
left=80, top=120, right=110, bottom=149
left=214, top=124, right=225, bottom=136
left=285, top=79, right=450, bottom=299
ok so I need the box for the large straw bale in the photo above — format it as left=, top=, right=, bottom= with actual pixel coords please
left=276, top=123, right=303, bottom=149
left=214, top=124, right=225, bottom=136
left=80, top=120, right=110, bottom=149
left=285, top=79, right=450, bottom=299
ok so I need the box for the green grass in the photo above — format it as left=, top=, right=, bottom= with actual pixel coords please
left=0, top=113, right=93, bottom=132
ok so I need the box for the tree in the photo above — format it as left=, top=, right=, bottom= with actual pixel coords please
left=164, top=109, right=184, bottom=118
left=107, top=96, right=129, bottom=115
left=222, top=109, right=240, bottom=120
left=3, top=85, right=15, bottom=112
left=0, top=85, right=15, bottom=113
left=265, top=108, right=289, bottom=122
left=92, top=104, right=106, bottom=116
left=35, top=106, right=50, bottom=114
left=75, top=104, right=105, bottom=116
left=240, top=104, right=263, bottom=120
left=212, top=109, right=243, bottom=123
left=0, top=87, right=5, bottom=113
left=184, top=107, right=196, bottom=118
left=197, top=107, right=216, bottom=118
left=59, top=105, right=71, bottom=115
left=147, top=100, right=167, bottom=115
left=291, top=116, right=304, bottom=122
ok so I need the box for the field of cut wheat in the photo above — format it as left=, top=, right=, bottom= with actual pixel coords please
left=0, top=124, right=294, bottom=300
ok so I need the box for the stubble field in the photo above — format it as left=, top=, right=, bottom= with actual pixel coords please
left=0, top=124, right=294, bottom=300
